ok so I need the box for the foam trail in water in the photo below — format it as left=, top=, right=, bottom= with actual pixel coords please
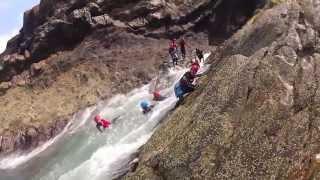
left=0, top=107, right=94, bottom=169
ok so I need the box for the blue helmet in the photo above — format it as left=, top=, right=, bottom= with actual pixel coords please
left=140, top=100, right=149, bottom=110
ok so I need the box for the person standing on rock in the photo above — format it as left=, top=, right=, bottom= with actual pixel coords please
left=169, top=39, right=178, bottom=67
left=196, top=48, right=204, bottom=62
left=179, top=38, right=187, bottom=60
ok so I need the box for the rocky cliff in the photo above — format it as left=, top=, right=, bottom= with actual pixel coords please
left=124, top=0, right=320, bottom=179
left=0, top=0, right=216, bottom=155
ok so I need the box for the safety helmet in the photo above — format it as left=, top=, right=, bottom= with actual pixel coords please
left=191, top=64, right=199, bottom=75
left=94, top=115, right=101, bottom=122
left=140, top=100, right=149, bottom=109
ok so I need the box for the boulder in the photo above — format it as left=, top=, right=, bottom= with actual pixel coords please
left=70, top=7, right=94, bottom=28
left=30, top=61, right=46, bottom=76
left=92, top=14, right=112, bottom=27
left=29, top=19, right=79, bottom=60
left=0, top=82, right=12, bottom=92
left=23, top=5, right=40, bottom=36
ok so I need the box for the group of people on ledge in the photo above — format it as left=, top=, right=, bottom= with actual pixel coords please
left=93, top=38, right=205, bottom=132
left=168, top=38, right=204, bottom=67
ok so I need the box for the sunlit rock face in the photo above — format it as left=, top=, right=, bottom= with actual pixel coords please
left=123, top=0, right=320, bottom=179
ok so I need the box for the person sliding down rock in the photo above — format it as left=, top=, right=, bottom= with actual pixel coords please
left=174, top=65, right=201, bottom=102
left=153, top=90, right=167, bottom=101
left=94, top=115, right=120, bottom=132
left=169, top=39, right=178, bottom=67
left=140, top=100, right=155, bottom=114
left=181, top=65, right=200, bottom=91
left=196, top=48, right=204, bottom=62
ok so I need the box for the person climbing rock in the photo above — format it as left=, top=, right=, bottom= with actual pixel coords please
left=174, top=65, right=201, bottom=102
left=140, top=100, right=155, bottom=114
left=169, top=39, right=178, bottom=67
left=153, top=90, right=166, bottom=101
left=196, top=48, right=204, bottom=62
left=180, top=69, right=197, bottom=91
left=179, top=38, right=186, bottom=60
left=94, top=115, right=120, bottom=132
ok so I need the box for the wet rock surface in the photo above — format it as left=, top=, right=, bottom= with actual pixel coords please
left=124, top=0, right=320, bottom=179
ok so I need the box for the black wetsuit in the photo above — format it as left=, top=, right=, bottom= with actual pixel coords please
left=96, top=122, right=103, bottom=133
left=196, top=49, right=204, bottom=62
left=179, top=71, right=196, bottom=93
left=180, top=40, right=186, bottom=59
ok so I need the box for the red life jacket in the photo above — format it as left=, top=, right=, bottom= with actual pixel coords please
left=100, top=119, right=111, bottom=128
left=153, top=91, right=161, bottom=99
left=169, top=41, right=177, bottom=49
left=191, top=61, right=200, bottom=74
left=191, top=62, right=200, bottom=68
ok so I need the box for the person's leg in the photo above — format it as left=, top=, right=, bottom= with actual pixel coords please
left=96, top=123, right=103, bottom=133
left=175, top=96, right=184, bottom=108
left=143, top=107, right=152, bottom=114
left=197, top=54, right=201, bottom=62
left=186, top=85, right=195, bottom=93
left=181, top=84, right=195, bottom=94
left=159, top=95, right=166, bottom=101
left=176, top=53, right=179, bottom=65
left=181, top=48, right=186, bottom=59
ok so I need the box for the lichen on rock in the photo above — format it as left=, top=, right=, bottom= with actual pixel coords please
left=124, top=0, right=320, bottom=179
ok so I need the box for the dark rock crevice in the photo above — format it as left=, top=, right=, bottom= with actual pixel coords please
left=208, top=0, right=267, bottom=45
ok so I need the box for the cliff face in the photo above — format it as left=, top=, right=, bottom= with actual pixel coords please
left=124, top=0, right=320, bottom=179
left=0, top=0, right=214, bottom=154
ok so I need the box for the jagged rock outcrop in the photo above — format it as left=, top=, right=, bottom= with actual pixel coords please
left=124, top=0, right=320, bottom=179
left=0, top=0, right=265, bottom=83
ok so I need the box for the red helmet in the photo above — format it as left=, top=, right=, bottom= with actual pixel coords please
left=191, top=64, right=199, bottom=75
left=94, top=115, right=101, bottom=123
